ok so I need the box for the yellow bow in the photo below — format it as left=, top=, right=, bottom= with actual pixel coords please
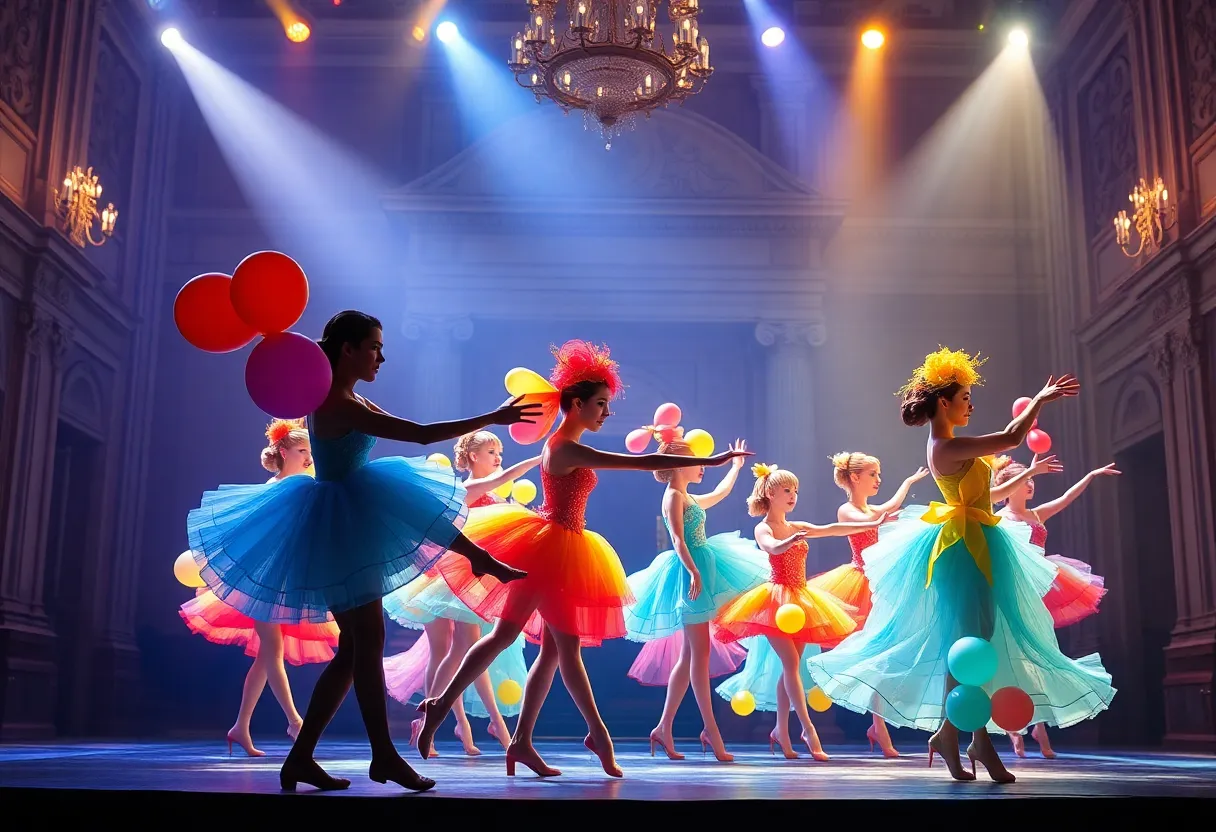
left=919, top=502, right=1000, bottom=587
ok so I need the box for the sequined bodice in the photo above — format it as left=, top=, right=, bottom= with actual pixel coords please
left=769, top=540, right=809, bottom=589
left=536, top=465, right=597, bottom=532
left=1028, top=521, right=1047, bottom=548
left=665, top=501, right=707, bottom=548
left=307, top=420, right=375, bottom=482
left=468, top=492, right=499, bottom=509
left=848, top=529, right=879, bottom=568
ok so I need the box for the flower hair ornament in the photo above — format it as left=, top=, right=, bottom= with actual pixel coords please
left=499, top=340, right=625, bottom=446
left=266, top=418, right=304, bottom=446
left=752, top=462, right=778, bottom=480
left=897, top=346, right=986, bottom=398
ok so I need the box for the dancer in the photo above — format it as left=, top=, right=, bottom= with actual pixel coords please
left=188, top=310, right=540, bottom=793
left=808, top=348, right=1115, bottom=784
left=623, top=431, right=767, bottom=762
left=417, top=340, right=752, bottom=778
left=806, top=451, right=929, bottom=757
left=994, top=456, right=1119, bottom=758
left=383, top=430, right=538, bottom=756
left=179, top=419, right=339, bottom=757
left=713, top=464, right=884, bottom=761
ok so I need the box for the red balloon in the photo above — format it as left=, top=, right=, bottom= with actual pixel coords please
left=991, top=686, right=1034, bottom=732
left=174, top=273, right=258, bottom=353
left=231, top=251, right=309, bottom=335
left=245, top=332, right=332, bottom=419
left=1011, top=396, right=1032, bottom=418
left=1027, top=428, right=1052, bottom=455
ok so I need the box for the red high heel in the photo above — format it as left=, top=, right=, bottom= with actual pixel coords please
left=867, top=724, right=900, bottom=758
left=768, top=729, right=799, bottom=759
left=967, top=742, right=1016, bottom=784
left=505, top=745, right=561, bottom=777
left=698, top=731, right=734, bottom=763
left=801, top=731, right=830, bottom=762
left=649, top=728, right=684, bottom=760
left=583, top=734, right=624, bottom=778
left=927, top=734, right=975, bottom=781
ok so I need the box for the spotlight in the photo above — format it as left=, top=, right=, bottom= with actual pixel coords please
left=286, top=20, right=311, bottom=43
left=1008, top=28, right=1028, bottom=48
left=159, top=27, right=182, bottom=49
left=761, top=27, right=785, bottom=48
left=412, top=25, right=427, bottom=42
left=861, top=28, right=885, bottom=50
left=436, top=21, right=458, bottom=43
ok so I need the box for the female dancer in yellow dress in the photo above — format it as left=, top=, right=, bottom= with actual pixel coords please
left=415, top=340, right=751, bottom=777
left=808, top=348, right=1115, bottom=783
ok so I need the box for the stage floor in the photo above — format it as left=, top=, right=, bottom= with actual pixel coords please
left=2, top=739, right=1214, bottom=818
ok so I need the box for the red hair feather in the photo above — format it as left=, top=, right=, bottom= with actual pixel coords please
left=266, top=419, right=303, bottom=446
left=548, top=340, right=623, bottom=396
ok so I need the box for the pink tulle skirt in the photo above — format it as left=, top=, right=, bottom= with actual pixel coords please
left=1043, top=555, right=1106, bottom=628
left=384, top=636, right=429, bottom=705
left=626, top=629, right=748, bottom=686
left=179, top=588, right=339, bottom=666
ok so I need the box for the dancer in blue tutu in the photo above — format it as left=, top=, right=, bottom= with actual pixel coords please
left=189, top=310, right=540, bottom=793
left=807, top=348, right=1115, bottom=784
left=623, top=432, right=767, bottom=762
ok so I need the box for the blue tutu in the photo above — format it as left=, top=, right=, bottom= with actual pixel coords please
left=624, top=501, right=770, bottom=640
left=384, top=567, right=483, bottom=628
left=190, top=427, right=467, bottom=623
left=716, top=637, right=819, bottom=712
left=807, top=457, right=1116, bottom=732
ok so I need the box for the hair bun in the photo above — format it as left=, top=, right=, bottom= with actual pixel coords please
left=830, top=452, right=851, bottom=470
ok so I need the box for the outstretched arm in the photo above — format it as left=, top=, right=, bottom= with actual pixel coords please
left=754, top=523, right=807, bottom=555
left=695, top=439, right=747, bottom=510
left=934, top=375, right=1080, bottom=468
left=552, top=441, right=751, bottom=475
left=664, top=491, right=702, bottom=600
left=331, top=395, right=542, bottom=447
left=462, top=456, right=542, bottom=503
left=790, top=515, right=886, bottom=538
left=871, top=467, right=930, bottom=514
left=990, top=454, right=1062, bottom=503
left=1033, top=463, right=1120, bottom=523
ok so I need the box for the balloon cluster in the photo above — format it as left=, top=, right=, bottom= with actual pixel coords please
left=625, top=403, right=715, bottom=457
left=427, top=453, right=537, bottom=506
left=174, top=252, right=331, bottom=420
left=945, top=637, right=1034, bottom=732
left=1012, top=397, right=1052, bottom=455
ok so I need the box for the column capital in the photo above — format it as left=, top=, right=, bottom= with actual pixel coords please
left=754, top=317, right=826, bottom=349
left=17, top=304, right=73, bottom=367
left=401, top=313, right=474, bottom=343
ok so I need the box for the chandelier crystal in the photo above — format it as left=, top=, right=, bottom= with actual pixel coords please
left=509, top=1, right=712, bottom=149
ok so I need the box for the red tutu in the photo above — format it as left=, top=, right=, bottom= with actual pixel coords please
left=808, top=563, right=872, bottom=627
left=626, top=629, right=747, bottom=686
left=1043, top=555, right=1106, bottom=628
left=179, top=588, right=339, bottom=666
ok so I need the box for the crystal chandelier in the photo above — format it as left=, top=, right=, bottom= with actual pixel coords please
left=1113, top=176, right=1177, bottom=258
left=509, top=1, right=712, bottom=149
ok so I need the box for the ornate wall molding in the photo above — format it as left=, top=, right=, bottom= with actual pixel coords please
left=0, top=0, right=52, bottom=131
left=1078, top=36, right=1139, bottom=240
left=31, top=261, right=72, bottom=309
left=16, top=303, right=72, bottom=367
left=401, top=314, right=473, bottom=343
left=1150, top=275, right=1193, bottom=324
left=754, top=318, right=827, bottom=349
left=86, top=28, right=140, bottom=232
left=1149, top=332, right=1175, bottom=384
left=1109, top=372, right=1164, bottom=450
left=1182, top=0, right=1216, bottom=142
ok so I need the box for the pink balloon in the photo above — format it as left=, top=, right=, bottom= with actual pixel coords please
left=244, top=332, right=332, bottom=419
left=1011, top=397, right=1032, bottom=418
left=510, top=420, right=549, bottom=445
left=1027, top=428, right=1052, bottom=455
left=653, top=403, right=681, bottom=428
left=991, top=686, right=1034, bottom=732
left=626, top=428, right=651, bottom=453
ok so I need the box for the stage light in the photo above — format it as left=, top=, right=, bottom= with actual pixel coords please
left=286, top=20, right=311, bottom=43
left=861, top=28, right=885, bottom=50
left=1008, top=28, right=1028, bottom=48
left=761, top=27, right=785, bottom=48
left=146, top=0, right=167, bottom=8
left=160, top=27, right=183, bottom=49
left=436, top=21, right=458, bottom=43
left=412, top=25, right=427, bottom=42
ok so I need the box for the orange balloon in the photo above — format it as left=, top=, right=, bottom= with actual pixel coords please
left=174, top=273, right=258, bottom=353
left=230, top=251, right=309, bottom=334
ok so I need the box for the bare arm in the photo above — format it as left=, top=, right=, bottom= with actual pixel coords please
left=462, top=455, right=542, bottom=503
left=1033, top=463, right=1120, bottom=523
left=550, top=441, right=750, bottom=476
left=871, top=467, right=929, bottom=514
left=990, top=454, right=1062, bottom=503
left=664, top=491, right=702, bottom=599
left=790, top=515, right=886, bottom=538
left=325, top=395, right=542, bottom=447
left=754, top=522, right=807, bottom=555
left=934, top=375, right=1080, bottom=469
left=695, top=439, right=747, bottom=511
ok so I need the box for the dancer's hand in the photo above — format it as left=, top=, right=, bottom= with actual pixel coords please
left=688, top=570, right=703, bottom=601
left=708, top=446, right=754, bottom=467
left=1087, top=463, right=1121, bottom=478
left=728, top=439, right=748, bottom=470
left=864, top=512, right=888, bottom=528
left=1027, top=454, right=1063, bottom=477
left=1035, top=374, right=1080, bottom=404
left=493, top=395, right=544, bottom=425
left=908, top=467, right=930, bottom=483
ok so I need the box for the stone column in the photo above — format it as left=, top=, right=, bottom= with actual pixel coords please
left=0, top=302, right=72, bottom=739
left=750, top=75, right=821, bottom=187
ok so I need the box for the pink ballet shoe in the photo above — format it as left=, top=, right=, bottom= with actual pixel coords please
left=649, top=728, right=684, bottom=760
left=226, top=729, right=265, bottom=758
left=488, top=720, right=510, bottom=750
left=454, top=721, right=482, bottom=756
left=409, top=716, right=438, bottom=758
left=769, top=729, right=799, bottom=759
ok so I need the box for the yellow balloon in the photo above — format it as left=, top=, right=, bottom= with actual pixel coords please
left=730, top=690, right=756, bottom=716
left=493, top=479, right=515, bottom=499
left=807, top=686, right=832, bottom=713
left=511, top=478, right=537, bottom=506
left=775, top=603, right=806, bottom=635
left=505, top=367, right=556, bottom=397
left=497, top=679, right=523, bottom=706
left=427, top=453, right=452, bottom=468
left=684, top=429, right=714, bottom=458
left=174, top=551, right=206, bottom=589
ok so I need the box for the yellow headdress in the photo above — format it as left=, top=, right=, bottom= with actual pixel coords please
left=752, top=462, right=778, bottom=479
left=897, top=347, right=986, bottom=397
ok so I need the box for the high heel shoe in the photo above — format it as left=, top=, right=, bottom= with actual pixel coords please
left=927, top=734, right=975, bottom=782
left=505, top=744, right=561, bottom=777
left=866, top=725, right=900, bottom=758
left=768, top=729, right=799, bottom=759
left=800, top=731, right=830, bottom=762
left=279, top=755, right=351, bottom=792
left=583, top=734, right=624, bottom=778
left=369, top=758, right=437, bottom=792
left=698, top=731, right=734, bottom=763
left=649, top=728, right=684, bottom=760
left=966, top=742, right=1016, bottom=784
left=226, top=729, right=265, bottom=758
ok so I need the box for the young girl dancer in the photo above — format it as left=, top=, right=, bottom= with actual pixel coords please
left=713, top=464, right=884, bottom=761
left=623, top=431, right=767, bottom=762
left=416, top=340, right=751, bottom=777
left=188, top=310, right=540, bottom=793
left=994, top=457, right=1119, bottom=758
left=383, top=431, right=538, bottom=756
left=179, top=419, right=339, bottom=757
left=808, top=348, right=1115, bottom=783
left=805, top=452, right=929, bottom=757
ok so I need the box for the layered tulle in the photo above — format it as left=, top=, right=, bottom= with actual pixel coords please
left=806, top=508, right=1116, bottom=731
left=1044, top=555, right=1106, bottom=628
left=624, top=530, right=770, bottom=639
left=714, top=581, right=858, bottom=647
left=627, top=630, right=748, bottom=686
left=383, top=624, right=527, bottom=719
left=716, top=637, right=819, bottom=712
left=383, top=560, right=483, bottom=628
left=808, top=563, right=872, bottom=627
left=438, top=503, right=632, bottom=646
left=190, top=432, right=466, bottom=623
left=179, top=588, right=339, bottom=666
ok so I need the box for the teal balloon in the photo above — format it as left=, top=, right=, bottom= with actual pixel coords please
left=947, top=636, right=998, bottom=686
left=946, top=685, right=992, bottom=732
